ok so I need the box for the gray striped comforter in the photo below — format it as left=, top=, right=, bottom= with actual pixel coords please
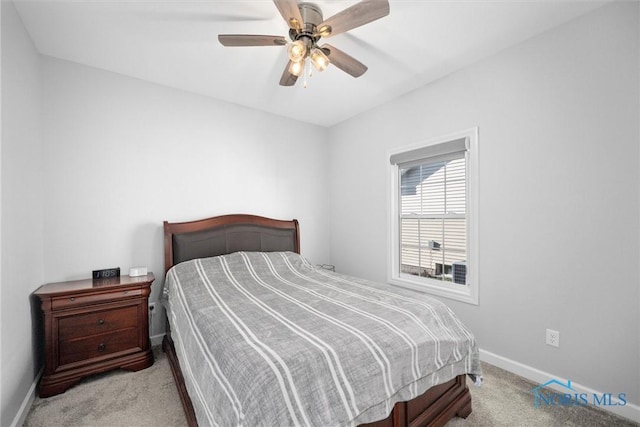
left=163, top=251, right=481, bottom=427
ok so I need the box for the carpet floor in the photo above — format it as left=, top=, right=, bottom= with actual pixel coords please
left=24, top=346, right=638, bottom=427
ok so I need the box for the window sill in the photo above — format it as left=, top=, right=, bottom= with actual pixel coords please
left=388, top=275, right=478, bottom=305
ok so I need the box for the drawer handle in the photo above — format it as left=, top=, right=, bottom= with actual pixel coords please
left=98, top=343, right=106, bottom=352
left=69, top=297, right=76, bottom=301
left=123, top=290, right=129, bottom=294
left=97, top=318, right=105, bottom=325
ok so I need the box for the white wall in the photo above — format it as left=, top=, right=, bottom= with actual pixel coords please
left=328, top=1, right=639, bottom=408
left=41, top=57, right=330, bottom=335
left=1, top=1, right=44, bottom=425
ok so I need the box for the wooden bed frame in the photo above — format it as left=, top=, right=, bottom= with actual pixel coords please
left=162, top=214, right=472, bottom=427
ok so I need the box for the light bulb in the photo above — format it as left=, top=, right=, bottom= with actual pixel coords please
left=287, top=40, right=307, bottom=63
left=288, top=60, right=304, bottom=77
left=317, top=25, right=332, bottom=38
left=310, top=48, right=329, bottom=72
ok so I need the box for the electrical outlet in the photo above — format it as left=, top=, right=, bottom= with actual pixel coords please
left=546, top=329, right=560, bottom=347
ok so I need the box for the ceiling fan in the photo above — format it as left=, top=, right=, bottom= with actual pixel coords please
left=218, top=0, right=390, bottom=87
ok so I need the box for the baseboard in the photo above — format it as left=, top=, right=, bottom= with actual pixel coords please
left=480, top=349, right=640, bottom=423
left=10, top=367, right=43, bottom=427
left=150, top=333, right=166, bottom=347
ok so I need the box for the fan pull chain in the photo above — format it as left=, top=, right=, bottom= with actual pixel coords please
left=303, top=59, right=310, bottom=88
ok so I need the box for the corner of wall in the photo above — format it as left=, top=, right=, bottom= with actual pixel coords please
left=1, top=1, right=45, bottom=425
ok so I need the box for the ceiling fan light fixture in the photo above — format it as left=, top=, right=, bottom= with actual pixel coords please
left=317, top=25, right=332, bottom=37
left=288, top=18, right=302, bottom=31
left=219, top=0, right=390, bottom=86
left=288, top=59, right=305, bottom=77
left=287, top=40, right=307, bottom=62
left=310, top=47, right=330, bottom=72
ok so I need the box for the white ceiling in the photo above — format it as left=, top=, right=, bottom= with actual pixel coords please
left=14, top=0, right=608, bottom=127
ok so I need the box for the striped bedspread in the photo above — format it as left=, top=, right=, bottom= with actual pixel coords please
left=163, top=251, right=481, bottom=427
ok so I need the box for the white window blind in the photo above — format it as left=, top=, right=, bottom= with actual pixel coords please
left=389, top=137, right=467, bottom=166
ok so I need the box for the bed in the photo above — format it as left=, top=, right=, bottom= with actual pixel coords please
left=161, top=214, right=480, bottom=427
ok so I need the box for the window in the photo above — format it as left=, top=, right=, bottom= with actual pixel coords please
left=388, top=128, right=478, bottom=304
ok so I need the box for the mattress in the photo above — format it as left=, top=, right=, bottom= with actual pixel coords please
left=162, top=251, right=481, bottom=427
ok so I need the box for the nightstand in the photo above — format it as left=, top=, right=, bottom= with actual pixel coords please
left=34, top=274, right=155, bottom=397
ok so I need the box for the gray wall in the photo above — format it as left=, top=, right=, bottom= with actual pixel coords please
left=41, top=56, right=330, bottom=281
left=328, top=1, right=639, bottom=407
left=1, top=2, right=45, bottom=425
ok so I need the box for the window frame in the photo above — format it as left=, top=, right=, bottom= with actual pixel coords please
left=388, top=128, right=479, bottom=305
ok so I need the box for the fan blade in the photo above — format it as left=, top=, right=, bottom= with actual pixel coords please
left=321, top=44, right=368, bottom=78
left=273, top=0, right=304, bottom=30
left=318, top=0, right=389, bottom=38
left=279, top=61, right=299, bottom=86
left=218, top=34, right=287, bottom=47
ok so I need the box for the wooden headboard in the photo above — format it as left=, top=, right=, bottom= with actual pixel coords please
left=163, top=214, right=300, bottom=273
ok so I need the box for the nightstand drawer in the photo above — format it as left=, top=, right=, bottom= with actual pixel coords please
left=58, top=306, right=139, bottom=341
left=52, top=288, right=142, bottom=310
left=59, top=328, right=139, bottom=366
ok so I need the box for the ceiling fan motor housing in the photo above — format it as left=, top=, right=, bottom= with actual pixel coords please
left=290, top=3, right=323, bottom=45
left=300, top=3, right=323, bottom=26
